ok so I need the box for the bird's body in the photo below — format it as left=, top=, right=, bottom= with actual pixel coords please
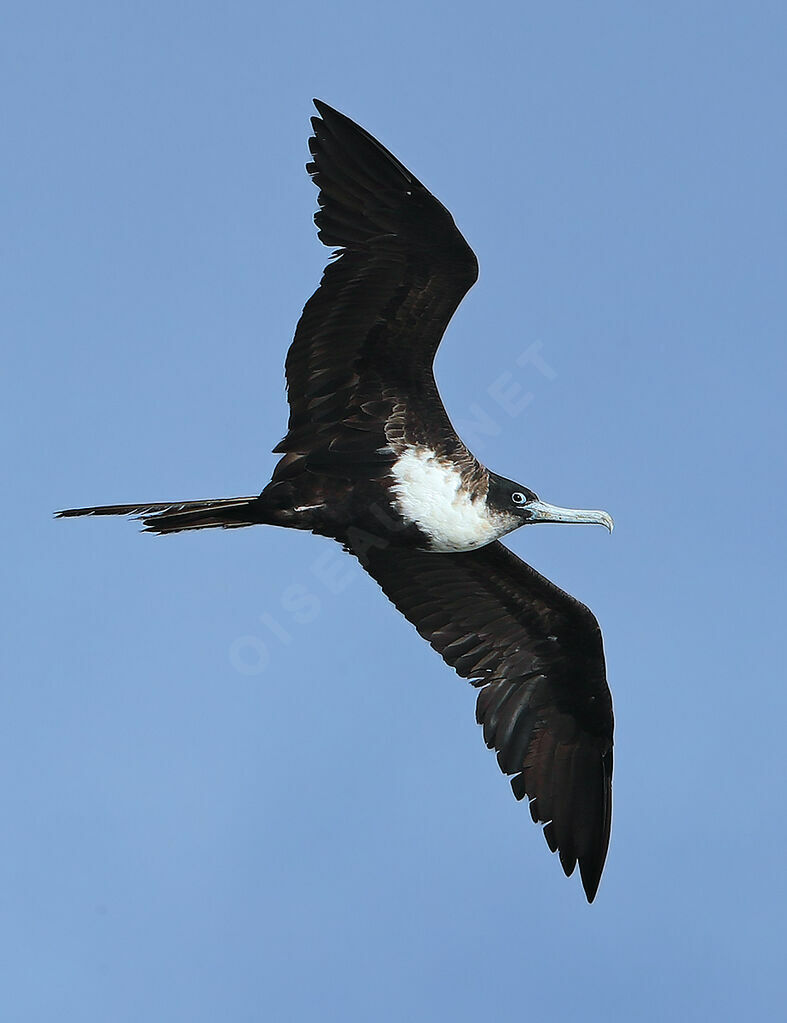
left=59, top=101, right=615, bottom=901
left=389, top=449, right=517, bottom=552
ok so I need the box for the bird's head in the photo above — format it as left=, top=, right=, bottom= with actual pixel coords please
left=487, top=473, right=614, bottom=532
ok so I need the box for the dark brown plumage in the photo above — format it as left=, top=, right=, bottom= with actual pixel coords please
left=351, top=540, right=612, bottom=902
left=57, top=100, right=614, bottom=900
left=270, top=100, right=480, bottom=491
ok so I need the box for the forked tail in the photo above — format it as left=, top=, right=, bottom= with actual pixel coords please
left=56, top=496, right=264, bottom=535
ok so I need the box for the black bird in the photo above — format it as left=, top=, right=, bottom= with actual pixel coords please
left=59, top=101, right=615, bottom=901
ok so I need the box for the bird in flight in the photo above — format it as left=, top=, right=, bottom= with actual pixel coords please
left=59, top=100, right=615, bottom=901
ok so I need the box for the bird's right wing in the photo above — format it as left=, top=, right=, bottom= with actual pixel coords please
left=348, top=537, right=614, bottom=902
left=273, top=100, right=479, bottom=480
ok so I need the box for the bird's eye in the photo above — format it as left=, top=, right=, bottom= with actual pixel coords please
left=511, top=492, right=527, bottom=505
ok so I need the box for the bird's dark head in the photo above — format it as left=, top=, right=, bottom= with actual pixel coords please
left=487, top=473, right=614, bottom=532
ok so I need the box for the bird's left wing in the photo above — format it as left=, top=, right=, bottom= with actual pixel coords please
left=348, top=537, right=614, bottom=902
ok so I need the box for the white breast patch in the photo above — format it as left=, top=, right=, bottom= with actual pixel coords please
left=389, top=448, right=517, bottom=553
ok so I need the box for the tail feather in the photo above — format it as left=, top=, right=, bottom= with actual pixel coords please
left=56, top=496, right=263, bottom=535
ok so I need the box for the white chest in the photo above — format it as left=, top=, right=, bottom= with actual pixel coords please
left=389, top=449, right=516, bottom=553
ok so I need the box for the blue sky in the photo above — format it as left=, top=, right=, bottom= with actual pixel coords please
left=3, top=2, right=786, bottom=1019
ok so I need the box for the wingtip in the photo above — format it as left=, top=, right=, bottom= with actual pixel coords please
left=582, top=875, right=601, bottom=904
left=579, top=854, right=605, bottom=903
left=312, top=98, right=334, bottom=119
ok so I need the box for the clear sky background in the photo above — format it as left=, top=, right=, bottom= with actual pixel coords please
left=3, top=3, right=786, bottom=1020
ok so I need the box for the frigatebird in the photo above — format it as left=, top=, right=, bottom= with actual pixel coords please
left=58, top=100, right=615, bottom=901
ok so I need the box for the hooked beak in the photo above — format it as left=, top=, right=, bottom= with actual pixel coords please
left=523, top=499, right=614, bottom=533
